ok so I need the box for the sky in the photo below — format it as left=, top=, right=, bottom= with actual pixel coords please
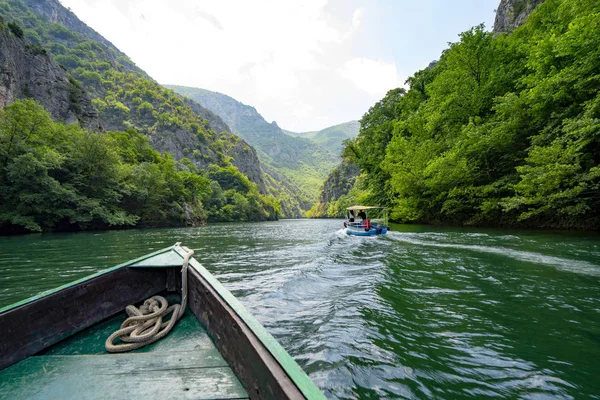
left=59, top=0, right=499, bottom=132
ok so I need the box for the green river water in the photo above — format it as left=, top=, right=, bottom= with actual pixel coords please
left=0, top=220, right=599, bottom=399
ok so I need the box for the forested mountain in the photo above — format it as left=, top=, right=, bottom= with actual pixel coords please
left=0, top=0, right=279, bottom=233
left=320, top=0, right=600, bottom=229
left=285, top=121, right=360, bottom=156
left=165, top=85, right=338, bottom=217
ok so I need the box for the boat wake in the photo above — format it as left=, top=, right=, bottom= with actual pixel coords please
left=386, top=231, right=600, bottom=277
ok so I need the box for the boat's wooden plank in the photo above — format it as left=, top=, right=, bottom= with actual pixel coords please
left=44, top=308, right=217, bottom=356
left=129, top=249, right=184, bottom=268
left=177, top=247, right=326, bottom=400
left=0, top=354, right=248, bottom=400
left=0, top=267, right=166, bottom=370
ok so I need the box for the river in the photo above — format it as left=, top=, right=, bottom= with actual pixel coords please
left=1, top=220, right=599, bottom=399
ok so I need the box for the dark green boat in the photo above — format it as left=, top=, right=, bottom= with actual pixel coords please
left=0, top=243, right=325, bottom=399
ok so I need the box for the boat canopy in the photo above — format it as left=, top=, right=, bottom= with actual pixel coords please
left=346, top=205, right=385, bottom=211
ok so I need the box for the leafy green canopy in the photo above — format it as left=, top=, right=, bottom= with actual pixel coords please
left=340, top=0, right=600, bottom=229
left=0, top=100, right=278, bottom=233
left=0, top=0, right=281, bottom=229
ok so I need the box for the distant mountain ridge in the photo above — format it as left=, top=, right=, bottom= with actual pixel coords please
left=165, top=86, right=335, bottom=168
left=165, top=85, right=339, bottom=217
left=284, top=121, right=360, bottom=156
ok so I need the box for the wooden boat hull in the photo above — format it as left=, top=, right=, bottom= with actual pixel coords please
left=0, top=244, right=324, bottom=400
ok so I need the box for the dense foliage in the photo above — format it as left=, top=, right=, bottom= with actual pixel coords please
left=332, top=0, right=599, bottom=229
left=0, top=100, right=277, bottom=233
left=285, top=121, right=360, bottom=157
left=0, top=0, right=280, bottom=232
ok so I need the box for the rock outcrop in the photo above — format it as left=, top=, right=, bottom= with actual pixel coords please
left=0, top=21, right=100, bottom=129
left=494, top=0, right=545, bottom=33
left=226, top=143, right=267, bottom=194
left=308, top=160, right=360, bottom=217
left=318, top=161, right=360, bottom=204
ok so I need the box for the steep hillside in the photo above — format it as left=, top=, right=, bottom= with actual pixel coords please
left=20, top=0, right=144, bottom=76
left=0, top=0, right=278, bottom=230
left=286, top=121, right=360, bottom=156
left=308, top=161, right=360, bottom=218
left=165, top=85, right=338, bottom=216
left=0, top=0, right=267, bottom=190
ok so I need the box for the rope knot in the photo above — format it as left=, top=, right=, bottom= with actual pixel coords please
left=105, top=246, right=194, bottom=353
left=141, top=298, right=159, bottom=314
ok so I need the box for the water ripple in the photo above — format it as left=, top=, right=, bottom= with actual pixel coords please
left=1, top=221, right=599, bottom=399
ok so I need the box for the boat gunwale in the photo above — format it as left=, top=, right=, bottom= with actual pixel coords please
left=175, top=246, right=325, bottom=400
left=0, top=244, right=326, bottom=400
left=0, top=245, right=177, bottom=314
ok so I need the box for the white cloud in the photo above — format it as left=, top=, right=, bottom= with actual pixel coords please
left=341, top=58, right=399, bottom=97
left=58, top=0, right=398, bottom=131
left=352, top=8, right=364, bottom=30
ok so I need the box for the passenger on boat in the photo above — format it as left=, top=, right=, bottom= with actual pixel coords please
left=358, top=210, right=367, bottom=220
left=349, top=210, right=355, bottom=222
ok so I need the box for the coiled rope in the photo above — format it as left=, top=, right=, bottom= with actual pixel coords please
left=105, top=245, right=194, bottom=353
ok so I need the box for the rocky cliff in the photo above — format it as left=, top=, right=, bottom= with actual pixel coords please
left=318, top=161, right=359, bottom=204
left=0, top=19, right=99, bottom=129
left=494, top=0, right=545, bottom=33
left=308, top=160, right=360, bottom=217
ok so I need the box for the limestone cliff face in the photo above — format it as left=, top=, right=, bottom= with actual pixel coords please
left=178, top=97, right=267, bottom=194
left=226, top=143, right=268, bottom=194
left=494, top=0, right=545, bottom=33
left=309, top=160, right=360, bottom=217
left=0, top=24, right=100, bottom=129
left=318, top=161, right=360, bottom=204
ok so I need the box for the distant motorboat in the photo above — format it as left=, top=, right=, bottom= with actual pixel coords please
left=344, top=206, right=389, bottom=236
